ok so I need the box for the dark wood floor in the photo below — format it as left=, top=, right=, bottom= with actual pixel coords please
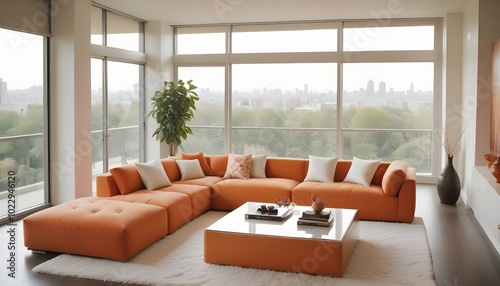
left=1, top=184, right=499, bottom=286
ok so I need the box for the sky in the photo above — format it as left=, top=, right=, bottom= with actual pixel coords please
left=1, top=24, right=435, bottom=94
left=179, top=62, right=433, bottom=95
left=0, top=28, right=43, bottom=90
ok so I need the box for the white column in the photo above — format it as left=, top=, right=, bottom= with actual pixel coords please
left=50, top=0, right=92, bottom=204
left=145, top=21, right=173, bottom=160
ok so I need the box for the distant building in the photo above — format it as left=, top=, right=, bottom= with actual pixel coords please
left=0, top=78, right=8, bottom=105
left=366, top=79, right=374, bottom=96
left=379, top=81, right=386, bottom=95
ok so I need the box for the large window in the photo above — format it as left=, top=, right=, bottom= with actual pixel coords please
left=174, top=20, right=441, bottom=175
left=0, top=28, right=48, bottom=220
left=91, top=5, right=145, bottom=193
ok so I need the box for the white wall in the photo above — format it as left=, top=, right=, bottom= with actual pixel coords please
left=144, top=21, right=174, bottom=160
left=463, top=0, right=500, bottom=204
left=461, top=0, right=479, bottom=204
left=442, top=12, right=464, bottom=179
left=50, top=0, right=93, bottom=204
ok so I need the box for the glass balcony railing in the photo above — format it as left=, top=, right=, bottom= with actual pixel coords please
left=183, top=126, right=433, bottom=174
left=0, top=133, right=46, bottom=219
left=0, top=126, right=140, bottom=217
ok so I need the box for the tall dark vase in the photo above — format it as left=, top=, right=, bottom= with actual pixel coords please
left=437, top=156, right=461, bottom=205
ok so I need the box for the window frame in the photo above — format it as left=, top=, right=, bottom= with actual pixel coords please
left=90, top=4, right=147, bottom=175
left=0, top=28, right=50, bottom=224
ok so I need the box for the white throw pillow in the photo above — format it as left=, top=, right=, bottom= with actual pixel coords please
left=304, top=155, right=339, bottom=182
left=176, top=159, right=206, bottom=181
left=135, top=158, right=172, bottom=190
left=343, top=157, right=381, bottom=186
left=251, top=154, right=267, bottom=178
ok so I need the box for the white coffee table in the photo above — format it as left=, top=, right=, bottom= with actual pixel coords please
left=204, top=202, right=359, bottom=277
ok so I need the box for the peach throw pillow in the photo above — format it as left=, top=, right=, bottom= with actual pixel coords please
left=382, top=160, right=407, bottom=197
left=223, top=153, right=252, bottom=179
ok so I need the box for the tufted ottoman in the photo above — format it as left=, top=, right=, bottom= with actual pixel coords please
left=23, top=197, right=168, bottom=261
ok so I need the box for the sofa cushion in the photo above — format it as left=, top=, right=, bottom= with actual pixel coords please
left=223, top=153, right=252, bottom=179
left=173, top=176, right=224, bottom=188
left=382, top=160, right=407, bottom=197
left=343, top=157, right=380, bottom=186
left=266, top=157, right=308, bottom=182
left=304, top=155, right=338, bottom=182
left=292, top=181, right=399, bottom=221
left=135, top=158, right=172, bottom=190
left=176, top=160, right=206, bottom=181
left=212, top=178, right=299, bottom=210
left=181, top=151, right=215, bottom=175
left=251, top=154, right=267, bottom=178
left=103, top=189, right=192, bottom=234
left=159, top=184, right=212, bottom=218
left=109, top=165, right=145, bottom=195
left=292, top=181, right=356, bottom=209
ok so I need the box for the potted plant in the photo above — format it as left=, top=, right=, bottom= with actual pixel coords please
left=148, top=79, right=199, bottom=156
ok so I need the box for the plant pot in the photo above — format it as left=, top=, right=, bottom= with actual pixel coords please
left=168, top=142, right=179, bottom=157
left=437, top=156, right=461, bottom=205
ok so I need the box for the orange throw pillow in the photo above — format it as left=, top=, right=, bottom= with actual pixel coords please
left=382, top=160, right=407, bottom=197
left=109, top=165, right=146, bottom=195
left=209, top=154, right=229, bottom=177
left=223, top=153, right=252, bottom=179
left=181, top=151, right=215, bottom=176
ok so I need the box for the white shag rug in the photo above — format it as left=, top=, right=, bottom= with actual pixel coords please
left=33, top=211, right=435, bottom=286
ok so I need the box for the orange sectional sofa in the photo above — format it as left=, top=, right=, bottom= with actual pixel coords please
left=24, top=153, right=415, bottom=261
left=96, top=154, right=416, bottom=229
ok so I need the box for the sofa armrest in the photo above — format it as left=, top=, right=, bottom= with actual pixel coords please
left=397, top=167, right=416, bottom=222
left=96, top=173, right=120, bottom=197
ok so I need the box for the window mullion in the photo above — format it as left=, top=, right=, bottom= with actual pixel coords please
left=337, top=21, right=344, bottom=158
left=226, top=25, right=232, bottom=153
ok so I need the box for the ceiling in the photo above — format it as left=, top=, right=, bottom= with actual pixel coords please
left=93, top=0, right=467, bottom=25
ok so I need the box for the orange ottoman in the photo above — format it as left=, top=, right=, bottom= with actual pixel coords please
left=23, top=197, right=167, bottom=261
